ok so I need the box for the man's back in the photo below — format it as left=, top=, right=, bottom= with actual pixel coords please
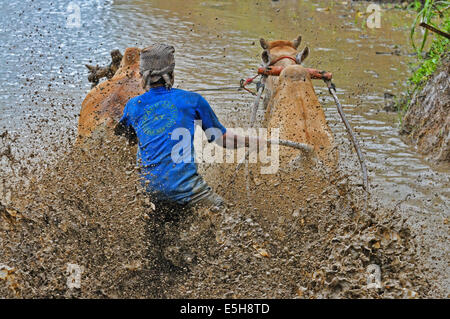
left=119, top=86, right=226, bottom=204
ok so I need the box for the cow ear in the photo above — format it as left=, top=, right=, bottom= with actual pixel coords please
left=260, top=38, right=269, bottom=49
left=292, top=35, right=302, bottom=49
left=261, top=50, right=271, bottom=65
left=296, top=46, right=309, bottom=64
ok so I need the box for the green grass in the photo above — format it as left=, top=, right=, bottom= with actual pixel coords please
left=410, top=0, right=449, bottom=52
left=409, top=35, right=449, bottom=88
left=399, top=0, right=449, bottom=115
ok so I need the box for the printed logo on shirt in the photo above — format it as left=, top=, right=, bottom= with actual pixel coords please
left=140, top=100, right=177, bottom=136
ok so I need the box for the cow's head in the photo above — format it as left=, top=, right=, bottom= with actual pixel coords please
left=260, top=35, right=309, bottom=67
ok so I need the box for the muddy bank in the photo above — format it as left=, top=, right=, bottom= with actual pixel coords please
left=401, top=55, right=450, bottom=162
left=0, top=129, right=436, bottom=298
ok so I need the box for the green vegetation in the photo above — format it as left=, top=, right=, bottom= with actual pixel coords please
left=400, top=0, right=449, bottom=114
left=409, top=0, right=449, bottom=53
left=408, top=31, right=449, bottom=88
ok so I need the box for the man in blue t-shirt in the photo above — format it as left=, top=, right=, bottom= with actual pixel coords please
left=115, top=44, right=264, bottom=212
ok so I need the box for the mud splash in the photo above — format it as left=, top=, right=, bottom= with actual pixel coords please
left=0, top=128, right=433, bottom=298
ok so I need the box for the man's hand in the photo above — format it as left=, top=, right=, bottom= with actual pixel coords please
left=218, top=130, right=270, bottom=150
left=114, top=121, right=138, bottom=145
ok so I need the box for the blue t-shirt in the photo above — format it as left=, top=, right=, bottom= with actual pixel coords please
left=118, top=86, right=226, bottom=204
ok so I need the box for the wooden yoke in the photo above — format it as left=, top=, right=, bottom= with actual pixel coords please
left=258, top=66, right=332, bottom=81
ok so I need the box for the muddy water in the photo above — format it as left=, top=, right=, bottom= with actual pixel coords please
left=0, top=0, right=448, bottom=297
left=1, top=0, right=448, bottom=214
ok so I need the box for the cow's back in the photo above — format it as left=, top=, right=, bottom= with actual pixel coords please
left=267, top=65, right=336, bottom=165
left=77, top=48, right=143, bottom=141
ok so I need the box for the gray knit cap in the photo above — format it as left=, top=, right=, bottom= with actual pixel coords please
left=140, top=44, right=175, bottom=90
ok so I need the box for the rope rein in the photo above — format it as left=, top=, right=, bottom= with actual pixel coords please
left=325, top=80, right=368, bottom=191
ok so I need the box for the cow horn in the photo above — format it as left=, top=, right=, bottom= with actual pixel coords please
left=85, top=64, right=97, bottom=71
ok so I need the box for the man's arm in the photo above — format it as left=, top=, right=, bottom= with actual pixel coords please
left=217, top=130, right=270, bottom=150
left=114, top=102, right=138, bottom=145
left=114, top=121, right=138, bottom=145
left=194, top=94, right=269, bottom=150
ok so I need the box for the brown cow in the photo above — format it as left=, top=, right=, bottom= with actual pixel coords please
left=260, top=36, right=336, bottom=165
left=77, top=47, right=144, bottom=142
